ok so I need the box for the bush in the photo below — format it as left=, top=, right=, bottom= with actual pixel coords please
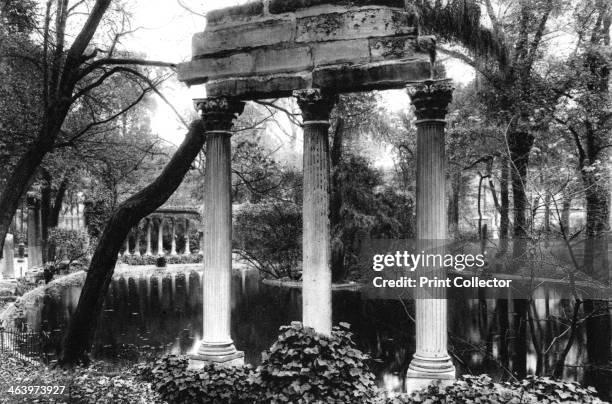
left=234, top=202, right=302, bottom=280
left=144, top=322, right=378, bottom=403
left=259, top=321, right=378, bottom=403
left=384, top=375, right=607, bottom=404
left=142, top=329, right=605, bottom=404
left=119, top=253, right=202, bottom=266
left=147, top=355, right=261, bottom=403
left=155, top=256, right=167, bottom=268
left=47, top=228, right=89, bottom=267
left=518, top=376, right=604, bottom=403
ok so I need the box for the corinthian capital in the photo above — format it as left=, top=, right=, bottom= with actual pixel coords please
left=407, top=79, right=454, bottom=122
left=194, top=97, right=245, bottom=131
left=293, top=89, right=337, bottom=122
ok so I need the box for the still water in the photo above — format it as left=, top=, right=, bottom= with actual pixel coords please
left=27, top=267, right=586, bottom=393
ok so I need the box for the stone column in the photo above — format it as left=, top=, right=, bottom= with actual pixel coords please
left=145, top=219, right=153, bottom=256
left=170, top=218, right=178, bottom=256
left=1, top=234, right=15, bottom=278
left=26, top=194, right=42, bottom=269
left=157, top=218, right=164, bottom=256
left=190, top=97, right=245, bottom=366
left=134, top=224, right=141, bottom=257
left=124, top=234, right=131, bottom=256
left=294, top=89, right=337, bottom=335
left=406, top=79, right=455, bottom=390
left=184, top=219, right=191, bottom=256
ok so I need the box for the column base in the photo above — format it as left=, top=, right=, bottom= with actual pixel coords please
left=405, top=355, right=455, bottom=393
left=188, top=342, right=244, bottom=369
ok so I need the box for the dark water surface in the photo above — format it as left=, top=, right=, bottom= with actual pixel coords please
left=27, top=267, right=588, bottom=393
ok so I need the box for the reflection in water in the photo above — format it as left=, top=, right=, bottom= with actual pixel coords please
left=29, top=268, right=588, bottom=394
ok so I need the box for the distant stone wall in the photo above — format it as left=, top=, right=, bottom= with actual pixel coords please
left=179, top=1, right=432, bottom=98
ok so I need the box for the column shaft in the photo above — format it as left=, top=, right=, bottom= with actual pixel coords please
left=191, top=97, right=245, bottom=366
left=294, top=89, right=336, bottom=335
left=145, top=220, right=153, bottom=256
left=406, top=80, right=455, bottom=388
left=158, top=219, right=164, bottom=255
left=184, top=219, right=190, bottom=255
left=302, top=123, right=332, bottom=334
left=201, top=133, right=233, bottom=350
left=1, top=234, right=14, bottom=278
left=27, top=196, right=42, bottom=268
left=134, top=225, right=141, bottom=256
left=170, top=219, right=178, bottom=256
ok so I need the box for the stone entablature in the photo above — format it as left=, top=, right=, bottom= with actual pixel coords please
left=179, top=2, right=432, bottom=98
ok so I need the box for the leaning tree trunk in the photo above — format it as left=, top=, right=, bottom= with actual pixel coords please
left=58, top=120, right=206, bottom=366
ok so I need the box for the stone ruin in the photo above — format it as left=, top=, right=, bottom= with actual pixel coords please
left=178, top=0, right=456, bottom=390
left=179, top=0, right=435, bottom=98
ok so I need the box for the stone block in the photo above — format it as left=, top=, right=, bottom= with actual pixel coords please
left=269, top=0, right=405, bottom=14
left=207, top=2, right=264, bottom=26
left=253, top=45, right=313, bottom=76
left=370, top=35, right=417, bottom=61
left=312, top=39, right=370, bottom=66
left=206, top=74, right=310, bottom=99
left=193, top=18, right=296, bottom=57
left=181, top=53, right=255, bottom=83
left=312, top=59, right=432, bottom=92
left=181, top=46, right=312, bottom=83
left=295, top=9, right=416, bottom=43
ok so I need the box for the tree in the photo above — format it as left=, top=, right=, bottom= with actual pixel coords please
left=417, top=0, right=567, bottom=378
left=59, top=119, right=205, bottom=366
left=0, top=0, right=175, bottom=257
left=550, top=0, right=611, bottom=394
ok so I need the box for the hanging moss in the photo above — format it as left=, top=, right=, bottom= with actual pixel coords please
left=415, top=0, right=509, bottom=68
left=269, top=0, right=405, bottom=14
left=207, top=2, right=264, bottom=24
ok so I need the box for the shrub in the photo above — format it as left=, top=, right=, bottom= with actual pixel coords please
left=142, top=329, right=606, bottom=404
left=155, top=256, right=167, bottom=268
left=119, top=253, right=202, bottom=266
left=47, top=228, right=89, bottom=268
left=383, top=375, right=607, bottom=404
left=259, top=322, right=378, bottom=403
left=518, top=376, right=605, bottom=403
left=144, top=322, right=379, bottom=403
left=234, top=202, right=302, bottom=280
left=148, top=354, right=261, bottom=403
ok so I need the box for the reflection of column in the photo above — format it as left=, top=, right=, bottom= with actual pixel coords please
left=184, top=219, right=190, bottom=256
left=145, top=219, right=153, bottom=256
left=190, top=97, right=245, bottom=366
left=294, top=89, right=337, bottom=335
left=134, top=224, right=141, bottom=256
left=406, top=79, right=456, bottom=390
left=27, top=194, right=42, bottom=269
left=170, top=218, right=178, bottom=256
left=157, top=218, right=164, bottom=256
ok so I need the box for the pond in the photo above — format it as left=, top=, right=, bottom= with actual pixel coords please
left=26, top=266, right=588, bottom=394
